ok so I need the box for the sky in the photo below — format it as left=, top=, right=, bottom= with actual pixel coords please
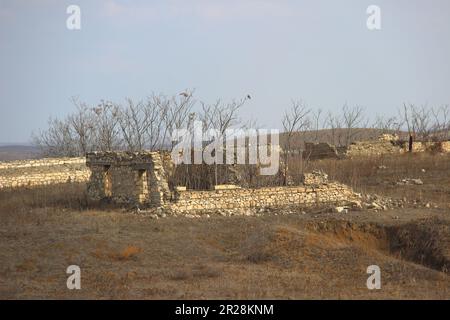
left=1, top=0, right=450, bottom=143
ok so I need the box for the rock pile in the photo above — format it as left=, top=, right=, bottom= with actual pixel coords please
left=397, top=178, right=424, bottom=185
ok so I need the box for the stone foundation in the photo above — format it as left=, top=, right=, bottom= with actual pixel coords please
left=169, top=183, right=359, bottom=213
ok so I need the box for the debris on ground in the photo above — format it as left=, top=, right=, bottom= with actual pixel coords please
left=397, top=178, right=424, bottom=185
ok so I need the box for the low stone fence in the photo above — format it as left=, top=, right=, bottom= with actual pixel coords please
left=1, top=154, right=361, bottom=214
left=401, top=141, right=450, bottom=153
left=345, top=140, right=404, bottom=157
left=0, top=157, right=90, bottom=189
left=346, top=135, right=450, bottom=157
left=168, top=182, right=359, bottom=212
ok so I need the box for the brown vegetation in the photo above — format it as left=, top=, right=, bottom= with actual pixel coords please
left=308, top=153, right=450, bottom=207
left=0, top=153, right=449, bottom=299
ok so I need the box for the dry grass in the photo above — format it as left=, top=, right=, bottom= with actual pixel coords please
left=1, top=189, right=449, bottom=300
left=110, top=246, right=142, bottom=261
left=0, top=205, right=449, bottom=299
left=0, top=183, right=89, bottom=213
left=167, top=265, right=222, bottom=281
left=0, top=153, right=449, bottom=299
left=307, top=153, right=450, bottom=207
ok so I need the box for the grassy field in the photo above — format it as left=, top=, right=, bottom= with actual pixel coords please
left=0, top=153, right=449, bottom=299
left=309, top=152, right=450, bottom=208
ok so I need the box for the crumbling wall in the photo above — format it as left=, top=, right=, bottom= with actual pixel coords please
left=300, top=170, right=329, bottom=185
left=401, top=141, right=450, bottom=153
left=169, top=183, right=358, bottom=212
left=346, top=136, right=404, bottom=157
left=0, top=157, right=89, bottom=189
left=84, top=152, right=360, bottom=213
left=346, top=134, right=450, bottom=156
left=304, top=132, right=450, bottom=158
left=86, top=151, right=171, bottom=206
left=441, top=141, right=450, bottom=152
left=168, top=170, right=359, bottom=212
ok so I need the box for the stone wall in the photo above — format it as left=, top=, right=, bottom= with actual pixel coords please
left=0, top=157, right=89, bottom=189
left=169, top=170, right=359, bottom=212
left=441, top=141, right=450, bottom=152
left=346, top=140, right=404, bottom=157
left=345, top=139, right=404, bottom=157
left=400, top=141, right=450, bottom=153
left=84, top=151, right=360, bottom=213
left=300, top=170, right=329, bottom=185
left=169, top=182, right=359, bottom=212
left=86, top=151, right=171, bottom=206
left=307, top=133, right=450, bottom=159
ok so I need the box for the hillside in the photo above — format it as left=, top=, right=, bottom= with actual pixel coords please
left=0, top=145, right=40, bottom=161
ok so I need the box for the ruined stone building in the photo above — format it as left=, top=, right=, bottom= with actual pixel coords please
left=85, top=151, right=361, bottom=212
left=86, top=151, right=171, bottom=206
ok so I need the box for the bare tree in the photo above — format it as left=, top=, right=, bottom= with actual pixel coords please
left=91, top=100, right=121, bottom=151
left=413, top=105, right=433, bottom=140
left=118, top=99, right=148, bottom=151
left=199, top=97, right=248, bottom=186
left=311, top=108, right=323, bottom=142
left=372, top=115, right=402, bottom=135
left=162, top=90, right=196, bottom=150
left=67, top=97, right=95, bottom=154
left=431, top=104, right=450, bottom=141
left=281, top=100, right=311, bottom=185
left=325, top=111, right=343, bottom=146
left=400, top=103, right=434, bottom=141
left=342, top=104, right=366, bottom=146
left=32, top=117, right=77, bottom=157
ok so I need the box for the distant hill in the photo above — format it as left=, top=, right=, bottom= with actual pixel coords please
left=0, top=145, right=40, bottom=161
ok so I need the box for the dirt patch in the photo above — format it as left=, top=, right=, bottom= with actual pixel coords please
left=240, top=218, right=450, bottom=274
left=1, top=192, right=449, bottom=299
left=386, top=219, right=450, bottom=273
left=304, top=219, right=450, bottom=273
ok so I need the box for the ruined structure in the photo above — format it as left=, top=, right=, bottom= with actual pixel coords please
left=345, top=134, right=403, bottom=157
left=85, top=152, right=360, bottom=212
left=346, top=134, right=450, bottom=157
left=401, top=141, right=450, bottom=153
left=302, top=134, right=450, bottom=159
left=1, top=133, right=449, bottom=191
left=86, top=151, right=171, bottom=206
left=300, top=170, right=329, bottom=185
left=304, top=142, right=340, bottom=160
left=170, top=183, right=358, bottom=212
left=0, top=157, right=89, bottom=189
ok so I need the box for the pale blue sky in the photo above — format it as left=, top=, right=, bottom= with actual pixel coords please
left=1, top=0, right=449, bottom=143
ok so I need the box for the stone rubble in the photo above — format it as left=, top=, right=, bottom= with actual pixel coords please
left=397, top=178, right=424, bottom=185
